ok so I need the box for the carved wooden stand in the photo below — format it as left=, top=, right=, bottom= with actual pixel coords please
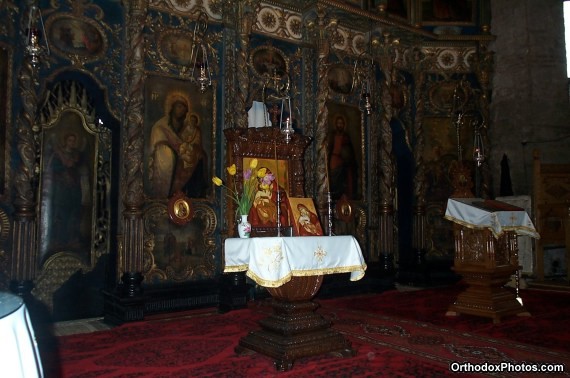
left=235, top=275, right=355, bottom=371
left=446, top=225, right=530, bottom=323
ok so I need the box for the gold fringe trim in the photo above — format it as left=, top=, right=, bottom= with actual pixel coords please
left=223, top=264, right=249, bottom=273
left=223, top=264, right=368, bottom=288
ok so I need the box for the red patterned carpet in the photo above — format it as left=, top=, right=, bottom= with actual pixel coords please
left=322, top=284, right=570, bottom=353
left=41, top=285, right=570, bottom=377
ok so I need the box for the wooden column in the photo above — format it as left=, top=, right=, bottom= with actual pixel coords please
left=10, top=1, right=42, bottom=299
left=103, top=0, right=148, bottom=324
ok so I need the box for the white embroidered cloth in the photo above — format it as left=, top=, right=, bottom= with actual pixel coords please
left=224, top=235, right=367, bottom=287
left=444, top=198, right=539, bottom=239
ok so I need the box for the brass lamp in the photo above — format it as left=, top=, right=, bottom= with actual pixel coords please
left=359, top=77, right=373, bottom=115
left=352, top=57, right=375, bottom=115
left=262, top=73, right=295, bottom=143
left=473, top=123, right=485, bottom=167
left=24, top=1, right=50, bottom=67
left=279, top=94, right=294, bottom=143
left=189, top=12, right=212, bottom=93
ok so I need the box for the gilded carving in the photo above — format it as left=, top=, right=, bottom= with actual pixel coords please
left=157, top=29, right=197, bottom=68
left=146, top=14, right=221, bottom=83
left=411, top=48, right=428, bottom=251
left=0, top=0, right=18, bottom=38
left=421, top=46, right=476, bottom=73
left=427, top=79, right=470, bottom=115
left=121, top=0, right=147, bottom=274
left=253, top=3, right=301, bottom=42
left=45, top=14, right=108, bottom=65
left=149, top=0, right=223, bottom=21
left=285, top=13, right=302, bottom=39
left=0, top=44, right=12, bottom=199
left=167, top=192, right=194, bottom=225
left=258, top=7, right=280, bottom=33
left=301, top=47, right=315, bottom=195
left=0, top=208, right=10, bottom=290
left=33, top=252, right=87, bottom=312
left=249, top=45, right=289, bottom=80
left=0, top=208, right=9, bottom=242
left=223, top=29, right=236, bottom=131
left=143, top=202, right=217, bottom=282
left=12, top=9, right=43, bottom=283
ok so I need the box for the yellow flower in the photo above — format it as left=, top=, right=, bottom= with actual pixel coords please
left=250, top=158, right=258, bottom=169
left=260, top=183, right=269, bottom=190
left=212, top=177, right=223, bottom=186
left=226, top=164, right=237, bottom=176
left=257, top=167, right=267, bottom=178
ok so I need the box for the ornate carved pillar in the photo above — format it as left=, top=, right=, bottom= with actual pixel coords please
left=235, top=1, right=257, bottom=129
left=353, top=35, right=382, bottom=262
left=306, top=7, right=337, bottom=226
left=374, top=33, right=399, bottom=271
left=119, top=0, right=148, bottom=298
left=218, top=1, right=258, bottom=313
left=411, top=48, right=428, bottom=264
left=222, top=4, right=237, bottom=136
left=367, top=95, right=381, bottom=262
left=10, top=0, right=43, bottom=298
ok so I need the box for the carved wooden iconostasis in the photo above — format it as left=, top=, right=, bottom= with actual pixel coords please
left=0, top=0, right=494, bottom=322
left=422, top=76, right=487, bottom=262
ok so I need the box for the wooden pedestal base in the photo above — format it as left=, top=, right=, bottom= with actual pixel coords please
left=446, top=266, right=530, bottom=324
left=446, top=224, right=532, bottom=324
left=236, top=276, right=355, bottom=371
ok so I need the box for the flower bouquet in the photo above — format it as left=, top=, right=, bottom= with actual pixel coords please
left=212, top=158, right=275, bottom=216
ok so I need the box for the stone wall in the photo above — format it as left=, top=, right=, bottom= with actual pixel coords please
left=490, top=0, right=570, bottom=196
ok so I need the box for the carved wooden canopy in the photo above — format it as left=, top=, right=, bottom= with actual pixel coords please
left=224, top=127, right=312, bottom=198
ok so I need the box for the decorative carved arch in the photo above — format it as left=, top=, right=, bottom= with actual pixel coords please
left=32, top=80, right=113, bottom=315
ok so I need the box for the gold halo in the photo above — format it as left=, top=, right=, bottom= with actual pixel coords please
left=187, top=112, right=201, bottom=125
left=164, top=91, right=191, bottom=115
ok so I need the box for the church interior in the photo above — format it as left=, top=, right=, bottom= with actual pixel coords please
left=0, top=0, right=569, bottom=337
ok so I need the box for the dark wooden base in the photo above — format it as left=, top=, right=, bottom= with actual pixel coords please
left=218, top=273, right=249, bottom=313
left=446, top=266, right=530, bottom=323
left=236, top=299, right=355, bottom=371
left=103, top=279, right=220, bottom=325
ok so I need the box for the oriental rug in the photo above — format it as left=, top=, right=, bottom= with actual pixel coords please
left=320, top=284, right=570, bottom=353
left=41, top=285, right=570, bottom=378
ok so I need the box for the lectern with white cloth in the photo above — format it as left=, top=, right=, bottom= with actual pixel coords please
left=0, top=292, right=44, bottom=378
left=224, top=235, right=367, bottom=371
left=444, top=198, right=539, bottom=323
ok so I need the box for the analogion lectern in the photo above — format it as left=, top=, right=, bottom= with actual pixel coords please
left=444, top=198, right=540, bottom=323
left=224, top=235, right=366, bottom=371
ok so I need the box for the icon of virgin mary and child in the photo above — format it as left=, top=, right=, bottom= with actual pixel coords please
left=249, top=167, right=289, bottom=227
left=149, top=92, right=208, bottom=199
